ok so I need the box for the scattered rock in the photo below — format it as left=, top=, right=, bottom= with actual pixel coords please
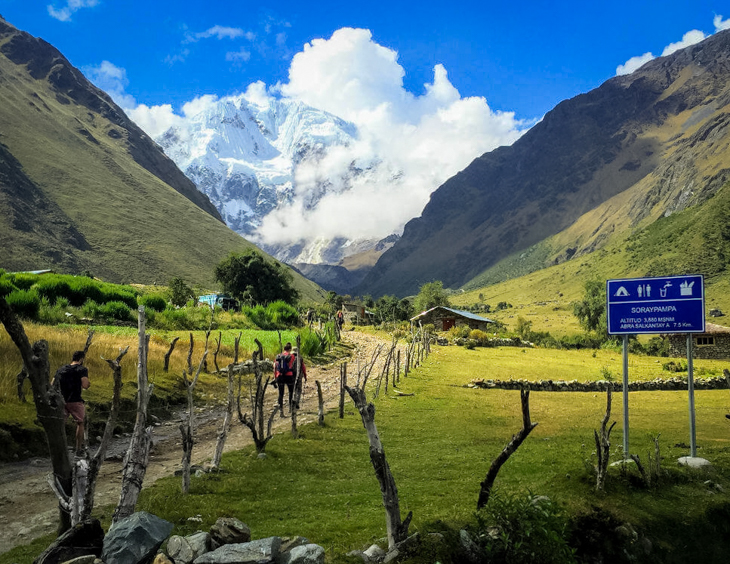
left=459, top=529, right=482, bottom=564
left=209, top=517, right=251, bottom=546
left=153, top=554, right=174, bottom=564
left=35, top=519, right=104, bottom=564
left=279, top=543, right=325, bottom=564
left=280, top=537, right=309, bottom=554
left=102, top=512, right=174, bottom=564
left=193, top=537, right=281, bottom=564
left=363, top=543, right=386, bottom=561
left=167, top=532, right=210, bottom=564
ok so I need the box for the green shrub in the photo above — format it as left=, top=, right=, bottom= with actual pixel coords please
left=148, top=305, right=212, bottom=331
left=0, top=275, right=17, bottom=297
left=98, top=301, right=134, bottom=322
left=243, top=304, right=271, bottom=330
left=477, top=492, right=576, bottom=564
left=644, top=336, right=670, bottom=357
left=448, top=325, right=471, bottom=340
left=267, top=300, right=299, bottom=328
left=38, top=296, right=71, bottom=324
left=469, top=329, right=489, bottom=344
left=32, top=274, right=138, bottom=308
left=8, top=273, right=38, bottom=290
left=81, top=299, right=102, bottom=319
left=139, top=294, right=167, bottom=312
left=297, top=328, right=324, bottom=357
left=6, top=289, right=41, bottom=319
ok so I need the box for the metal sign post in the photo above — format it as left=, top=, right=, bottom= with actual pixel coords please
left=622, top=335, right=629, bottom=458
left=606, top=275, right=705, bottom=459
left=687, top=334, right=697, bottom=457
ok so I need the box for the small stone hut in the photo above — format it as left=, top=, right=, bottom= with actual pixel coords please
left=342, top=302, right=373, bottom=325
left=410, top=306, right=494, bottom=332
left=667, top=322, right=730, bottom=359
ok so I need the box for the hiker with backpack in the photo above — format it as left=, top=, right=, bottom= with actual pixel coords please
left=274, top=342, right=307, bottom=415
left=52, top=350, right=91, bottom=455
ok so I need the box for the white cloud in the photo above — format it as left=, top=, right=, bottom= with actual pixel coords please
left=83, top=60, right=137, bottom=109
left=616, top=17, right=725, bottom=76
left=47, top=0, right=98, bottom=22
left=93, top=28, right=527, bottom=248
left=257, top=27, right=526, bottom=245
left=714, top=15, right=730, bottom=32
left=616, top=52, right=654, bottom=76
left=660, top=29, right=706, bottom=56
left=188, top=25, right=246, bottom=42
left=226, top=47, right=251, bottom=62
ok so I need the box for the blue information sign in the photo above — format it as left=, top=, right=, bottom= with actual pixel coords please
left=606, top=275, right=705, bottom=335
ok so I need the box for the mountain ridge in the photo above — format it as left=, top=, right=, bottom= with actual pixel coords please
left=0, top=17, right=324, bottom=301
left=357, top=29, right=730, bottom=298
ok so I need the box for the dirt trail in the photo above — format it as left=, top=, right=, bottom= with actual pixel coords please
left=0, top=331, right=390, bottom=555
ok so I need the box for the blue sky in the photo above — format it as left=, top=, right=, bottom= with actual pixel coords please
left=2, top=1, right=730, bottom=246
left=3, top=1, right=728, bottom=121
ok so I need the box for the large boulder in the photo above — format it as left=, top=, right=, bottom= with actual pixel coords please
left=193, top=537, right=281, bottom=564
left=209, top=517, right=251, bottom=546
left=34, top=519, right=104, bottom=564
left=102, top=512, right=174, bottom=564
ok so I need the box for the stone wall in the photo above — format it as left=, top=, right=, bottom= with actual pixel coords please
left=468, top=375, right=729, bottom=392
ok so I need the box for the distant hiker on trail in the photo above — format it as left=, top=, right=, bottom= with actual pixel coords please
left=53, top=350, right=90, bottom=455
left=274, top=342, right=307, bottom=415
left=336, top=310, right=344, bottom=329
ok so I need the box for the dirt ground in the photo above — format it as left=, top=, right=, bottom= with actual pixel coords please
left=0, top=331, right=391, bottom=555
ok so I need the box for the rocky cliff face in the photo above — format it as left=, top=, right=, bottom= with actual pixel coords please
left=357, top=29, right=730, bottom=298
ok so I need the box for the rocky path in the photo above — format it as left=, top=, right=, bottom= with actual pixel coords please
left=0, top=331, right=392, bottom=555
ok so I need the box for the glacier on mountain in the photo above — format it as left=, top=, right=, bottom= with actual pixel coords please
left=156, top=92, right=375, bottom=263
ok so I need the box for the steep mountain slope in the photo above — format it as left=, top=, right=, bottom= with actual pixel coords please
left=0, top=17, right=324, bottom=300
left=358, top=29, right=730, bottom=298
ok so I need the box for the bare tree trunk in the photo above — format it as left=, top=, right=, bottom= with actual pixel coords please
left=212, top=332, right=241, bottom=470
left=316, top=380, right=325, bottom=426
left=163, top=336, right=180, bottom=373
left=339, top=363, right=347, bottom=419
left=0, top=297, right=73, bottom=534
left=238, top=339, right=276, bottom=453
left=477, top=389, right=538, bottom=510
left=345, top=385, right=412, bottom=550
left=180, top=332, right=209, bottom=493
left=594, top=386, right=616, bottom=492
left=113, top=307, right=153, bottom=523
left=80, top=346, right=127, bottom=520
left=396, top=349, right=400, bottom=385
left=213, top=331, right=222, bottom=373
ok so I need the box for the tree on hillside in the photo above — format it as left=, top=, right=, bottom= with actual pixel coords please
left=375, top=295, right=413, bottom=323
left=573, top=280, right=607, bottom=335
left=413, top=281, right=450, bottom=314
left=215, top=250, right=299, bottom=305
left=168, top=276, right=195, bottom=307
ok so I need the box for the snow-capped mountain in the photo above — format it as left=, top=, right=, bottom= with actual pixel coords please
left=156, top=93, right=381, bottom=264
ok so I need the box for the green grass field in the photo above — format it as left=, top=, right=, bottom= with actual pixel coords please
left=5, top=341, right=729, bottom=563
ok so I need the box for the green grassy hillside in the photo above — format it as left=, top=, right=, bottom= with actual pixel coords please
left=0, top=19, right=324, bottom=302
left=454, top=182, right=730, bottom=334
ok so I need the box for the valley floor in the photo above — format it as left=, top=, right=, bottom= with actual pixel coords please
left=0, top=330, right=389, bottom=555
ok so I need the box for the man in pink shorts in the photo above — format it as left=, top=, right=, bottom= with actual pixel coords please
left=54, top=351, right=91, bottom=455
